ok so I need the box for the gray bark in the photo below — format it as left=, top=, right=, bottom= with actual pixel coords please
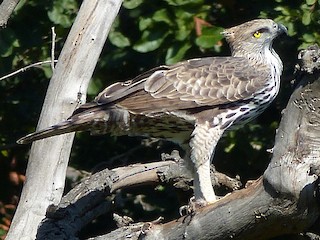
left=35, top=152, right=241, bottom=239
left=0, top=0, right=20, bottom=26
left=6, top=0, right=123, bottom=239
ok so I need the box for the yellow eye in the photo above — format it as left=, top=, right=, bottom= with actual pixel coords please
left=253, top=31, right=261, bottom=38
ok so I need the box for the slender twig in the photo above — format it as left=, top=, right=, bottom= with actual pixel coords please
left=0, top=26, right=58, bottom=81
left=51, top=27, right=56, bottom=71
left=0, top=60, right=58, bottom=81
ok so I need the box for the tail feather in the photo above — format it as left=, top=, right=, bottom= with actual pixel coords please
left=17, top=119, right=89, bottom=144
left=17, top=106, right=109, bottom=144
left=17, top=104, right=133, bottom=144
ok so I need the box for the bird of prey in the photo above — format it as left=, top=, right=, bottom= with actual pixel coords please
left=18, top=19, right=287, bottom=205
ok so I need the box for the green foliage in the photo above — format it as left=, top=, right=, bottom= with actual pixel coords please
left=195, top=26, right=224, bottom=49
left=265, top=0, right=320, bottom=49
left=107, top=0, right=220, bottom=65
left=0, top=28, right=20, bottom=57
left=123, top=0, right=144, bottom=9
left=109, top=31, right=131, bottom=48
left=48, top=0, right=78, bottom=27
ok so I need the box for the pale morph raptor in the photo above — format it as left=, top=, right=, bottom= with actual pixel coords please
left=18, top=19, right=287, bottom=205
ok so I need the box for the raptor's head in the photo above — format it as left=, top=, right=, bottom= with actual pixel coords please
left=222, top=19, right=287, bottom=56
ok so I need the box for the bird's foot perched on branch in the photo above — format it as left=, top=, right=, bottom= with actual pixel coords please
left=179, top=196, right=209, bottom=216
left=161, top=149, right=184, bottom=162
left=139, top=217, right=165, bottom=236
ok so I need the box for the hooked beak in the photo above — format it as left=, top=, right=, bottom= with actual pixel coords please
left=278, top=23, right=288, bottom=35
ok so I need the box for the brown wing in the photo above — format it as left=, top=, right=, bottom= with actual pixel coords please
left=116, top=57, right=270, bottom=113
left=146, top=57, right=269, bottom=103
left=78, top=56, right=270, bottom=114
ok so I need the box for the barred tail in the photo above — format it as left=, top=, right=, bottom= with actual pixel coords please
left=17, top=105, right=131, bottom=144
left=17, top=118, right=90, bottom=145
left=17, top=121, right=83, bottom=144
left=17, top=106, right=107, bottom=144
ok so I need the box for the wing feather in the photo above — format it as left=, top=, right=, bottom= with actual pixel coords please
left=144, top=57, right=269, bottom=106
left=80, top=57, right=270, bottom=115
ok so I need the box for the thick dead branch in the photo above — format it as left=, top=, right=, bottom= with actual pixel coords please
left=36, top=154, right=241, bottom=239
left=92, top=178, right=319, bottom=240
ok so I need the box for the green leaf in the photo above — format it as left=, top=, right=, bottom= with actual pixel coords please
left=42, top=65, right=54, bottom=79
left=306, top=0, right=316, bottom=5
left=48, top=0, right=78, bottom=27
left=133, top=29, right=169, bottom=52
left=175, top=17, right=193, bottom=41
left=195, top=26, right=224, bottom=49
left=1, top=150, right=8, bottom=157
left=0, top=228, right=7, bottom=237
left=175, top=8, right=193, bottom=20
left=173, top=9, right=195, bottom=41
left=165, top=0, right=203, bottom=6
left=274, top=6, right=291, bottom=16
left=139, top=17, right=153, bottom=31
left=123, top=0, right=144, bottom=9
left=152, top=9, right=172, bottom=25
left=302, top=11, right=312, bottom=25
left=302, top=33, right=315, bottom=42
left=175, top=26, right=192, bottom=41
left=165, top=42, right=191, bottom=64
left=109, top=31, right=131, bottom=48
left=0, top=29, right=19, bottom=57
left=286, top=22, right=296, bottom=36
left=88, top=78, right=104, bottom=95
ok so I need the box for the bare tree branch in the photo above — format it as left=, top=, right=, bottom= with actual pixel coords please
left=34, top=151, right=241, bottom=239
left=0, top=60, right=58, bottom=81
left=0, top=26, right=57, bottom=81
left=51, top=27, right=56, bottom=71
left=6, top=0, right=123, bottom=239
left=0, top=27, right=59, bottom=154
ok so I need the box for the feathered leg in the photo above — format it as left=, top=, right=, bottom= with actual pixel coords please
left=189, top=122, right=224, bottom=203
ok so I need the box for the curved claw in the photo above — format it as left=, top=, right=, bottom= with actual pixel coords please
left=179, top=197, right=209, bottom=216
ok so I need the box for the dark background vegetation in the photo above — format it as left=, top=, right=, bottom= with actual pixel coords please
left=0, top=0, right=319, bottom=238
